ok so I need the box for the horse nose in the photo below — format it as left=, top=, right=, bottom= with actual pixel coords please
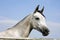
left=41, top=26, right=50, bottom=36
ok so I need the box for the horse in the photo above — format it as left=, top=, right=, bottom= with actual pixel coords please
left=0, top=5, right=49, bottom=38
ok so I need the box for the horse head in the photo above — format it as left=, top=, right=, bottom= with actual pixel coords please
left=31, top=5, right=50, bottom=36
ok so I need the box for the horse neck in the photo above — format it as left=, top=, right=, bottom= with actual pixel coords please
left=12, top=14, right=33, bottom=37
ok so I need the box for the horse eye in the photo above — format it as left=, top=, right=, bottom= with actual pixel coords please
left=35, top=17, right=39, bottom=20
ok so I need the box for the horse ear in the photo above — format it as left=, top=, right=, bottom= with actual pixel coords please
left=40, top=6, right=44, bottom=13
left=34, top=5, right=39, bottom=13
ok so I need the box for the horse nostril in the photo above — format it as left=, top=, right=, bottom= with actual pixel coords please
left=42, top=31, right=49, bottom=36
left=42, top=27, right=50, bottom=36
left=45, top=28, right=49, bottom=32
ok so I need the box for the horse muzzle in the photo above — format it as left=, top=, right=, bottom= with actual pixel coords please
left=35, top=25, right=50, bottom=36
left=41, top=27, right=50, bottom=36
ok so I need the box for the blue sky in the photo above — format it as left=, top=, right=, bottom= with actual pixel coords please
left=0, top=0, right=60, bottom=38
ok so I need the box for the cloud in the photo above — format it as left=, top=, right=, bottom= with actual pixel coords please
left=0, top=20, right=17, bottom=24
left=0, top=16, right=60, bottom=38
left=46, top=21, right=60, bottom=38
left=29, top=21, right=60, bottom=38
left=0, top=16, right=18, bottom=31
left=47, top=21, right=60, bottom=27
left=0, top=16, right=18, bottom=24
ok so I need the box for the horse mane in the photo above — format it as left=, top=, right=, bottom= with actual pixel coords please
left=7, top=14, right=32, bottom=30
